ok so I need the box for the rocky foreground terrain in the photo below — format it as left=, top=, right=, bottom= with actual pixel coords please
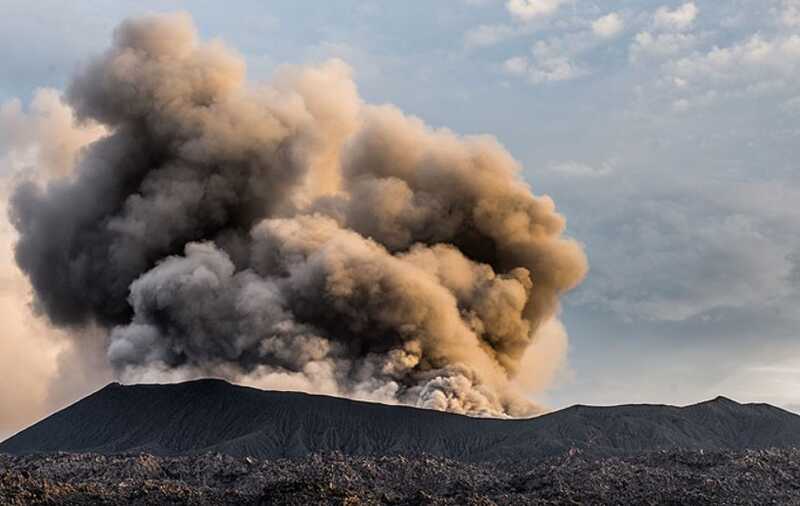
left=2, top=449, right=800, bottom=505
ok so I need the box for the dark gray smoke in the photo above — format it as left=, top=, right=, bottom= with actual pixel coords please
left=9, top=12, right=587, bottom=416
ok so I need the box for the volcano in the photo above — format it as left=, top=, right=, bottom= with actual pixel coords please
left=3, top=379, right=800, bottom=461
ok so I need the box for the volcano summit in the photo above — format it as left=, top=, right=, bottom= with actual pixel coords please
left=4, top=379, right=800, bottom=460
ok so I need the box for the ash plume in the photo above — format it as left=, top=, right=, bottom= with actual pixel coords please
left=9, top=12, right=587, bottom=416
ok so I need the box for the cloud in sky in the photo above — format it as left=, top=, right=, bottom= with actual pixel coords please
left=549, top=160, right=614, bottom=177
left=654, top=2, right=699, bottom=31
left=628, top=30, right=800, bottom=114
left=781, top=0, right=800, bottom=27
left=667, top=34, right=800, bottom=89
left=629, top=31, right=697, bottom=62
left=465, top=24, right=517, bottom=48
left=592, top=13, right=624, bottom=39
left=503, top=39, right=587, bottom=84
left=506, top=0, right=567, bottom=22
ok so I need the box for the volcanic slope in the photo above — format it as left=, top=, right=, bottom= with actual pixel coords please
left=2, top=379, right=800, bottom=461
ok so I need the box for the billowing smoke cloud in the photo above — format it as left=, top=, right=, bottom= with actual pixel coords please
left=10, top=12, right=587, bottom=417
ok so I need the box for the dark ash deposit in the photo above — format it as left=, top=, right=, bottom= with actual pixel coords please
left=3, top=449, right=800, bottom=505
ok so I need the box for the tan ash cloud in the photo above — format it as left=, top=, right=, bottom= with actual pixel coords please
left=8, top=12, right=587, bottom=418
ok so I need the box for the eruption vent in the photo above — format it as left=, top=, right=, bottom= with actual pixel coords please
left=10, top=13, right=587, bottom=416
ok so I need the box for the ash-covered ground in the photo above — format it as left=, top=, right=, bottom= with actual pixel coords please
left=2, top=449, right=799, bottom=505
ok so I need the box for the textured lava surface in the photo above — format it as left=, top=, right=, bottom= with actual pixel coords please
left=3, top=449, right=800, bottom=504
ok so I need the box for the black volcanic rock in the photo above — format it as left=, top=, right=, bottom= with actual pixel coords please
left=4, top=450, right=800, bottom=504
left=2, top=379, right=800, bottom=461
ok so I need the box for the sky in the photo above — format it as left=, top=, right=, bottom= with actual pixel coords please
left=1, top=0, right=800, bottom=437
